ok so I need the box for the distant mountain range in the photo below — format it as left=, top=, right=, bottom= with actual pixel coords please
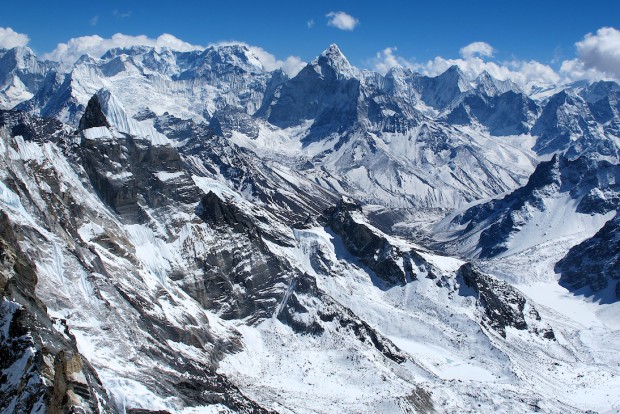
left=1, top=42, right=618, bottom=414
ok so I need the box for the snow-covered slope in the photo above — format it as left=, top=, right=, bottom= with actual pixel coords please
left=434, top=80, right=620, bottom=306
left=0, top=47, right=59, bottom=110
left=1, top=41, right=620, bottom=414
left=0, top=108, right=272, bottom=413
left=436, top=154, right=619, bottom=258
left=19, top=44, right=275, bottom=126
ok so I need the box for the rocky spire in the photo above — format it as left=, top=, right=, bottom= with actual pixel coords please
left=78, top=94, right=110, bottom=131
left=312, top=44, right=357, bottom=80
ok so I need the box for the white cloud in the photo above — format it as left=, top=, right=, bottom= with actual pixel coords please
left=0, top=26, right=30, bottom=49
left=572, top=27, right=620, bottom=80
left=326, top=11, right=359, bottom=31
left=508, top=60, right=561, bottom=86
left=280, top=56, right=306, bottom=77
left=414, top=56, right=561, bottom=87
left=459, top=42, right=494, bottom=59
left=307, top=19, right=315, bottom=29
left=559, top=58, right=608, bottom=83
left=372, top=47, right=408, bottom=75
left=42, top=33, right=204, bottom=66
left=371, top=42, right=561, bottom=89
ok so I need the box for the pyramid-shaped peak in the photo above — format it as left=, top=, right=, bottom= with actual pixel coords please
left=435, top=65, right=471, bottom=92
left=475, top=70, right=509, bottom=86
left=322, top=44, right=344, bottom=57
left=475, top=70, right=521, bottom=95
left=78, top=94, right=110, bottom=131
left=386, top=65, right=411, bottom=78
left=318, top=44, right=350, bottom=65
left=313, top=44, right=357, bottom=79
left=475, top=70, right=498, bottom=89
left=442, top=65, right=465, bottom=78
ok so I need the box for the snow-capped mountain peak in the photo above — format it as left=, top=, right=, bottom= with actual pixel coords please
left=440, top=64, right=471, bottom=92
left=311, top=43, right=358, bottom=80
left=0, top=46, right=39, bottom=69
left=385, top=64, right=411, bottom=78
left=196, top=43, right=266, bottom=73
left=0, top=46, right=59, bottom=110
left=475, top=70, right=521, bottom=96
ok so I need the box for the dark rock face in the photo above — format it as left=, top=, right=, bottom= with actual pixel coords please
left=556, top=212, right=620, bottom=301
left=0, top=212, right=118, bottom=414
left=197, top=191, right=261, bottom=239
left=276, top=273, right=408, bottom=364
left=154, top=373, right=276, bottom=414
left=190, top=191, right=300, bottom=323
left=322, top=198, right=408, bottom=286
left=0, top=109, right=65, bottom=144
left=78, top=105, right=200, bottom=222
left=457, top=263, right=554, bottom=339
left=78, top=100, right=304, bottom=325
left=153, top=112, right=214, bottom=142
left=446, top=91, right=538, bottom=136
left=79, top=94, right=110, bottom=130
left=322, top=198, right=438, bottom=287
left=177, top=122, right=338, bottom=224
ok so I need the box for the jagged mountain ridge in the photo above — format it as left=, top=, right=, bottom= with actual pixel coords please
left=2, top=43, right=614, bottom=211
left=0, top=101, right=553, bottom=413
left=8, top=43, right=275, bottom=126
left=0, top=41, right=619, bottom=414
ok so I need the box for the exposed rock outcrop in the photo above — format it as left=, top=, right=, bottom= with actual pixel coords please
left=78, top=94, right=110, bottom=131
left=0, top=212, right=117, bottom=413
left=322, top=198, right=438, bottom=287
left=190, top=191, right=300, bottom=322
left=556, top=212, right=620, bottom=301
left=276, top=273, right=408, bottom=364
left=457, top=263, right=555, bottom=339
left=78, top=96, right=199, bottom=222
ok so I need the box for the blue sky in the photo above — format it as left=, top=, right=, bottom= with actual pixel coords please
left=1, top=0, right=619, bottom=84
